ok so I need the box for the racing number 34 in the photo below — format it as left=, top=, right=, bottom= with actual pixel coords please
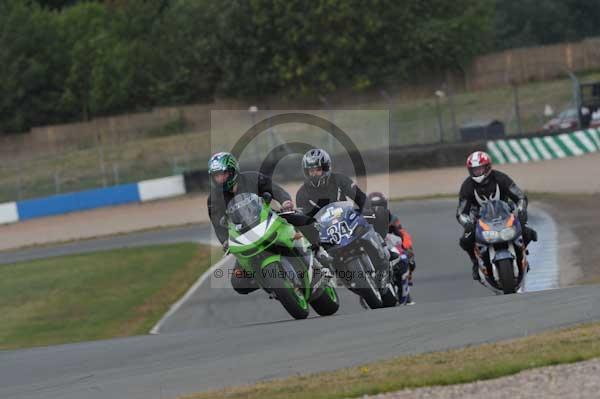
left=327, top=221, right=352, bottom=244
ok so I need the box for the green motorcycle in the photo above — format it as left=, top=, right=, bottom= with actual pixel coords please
left=224, top=192, right=340, bottom=320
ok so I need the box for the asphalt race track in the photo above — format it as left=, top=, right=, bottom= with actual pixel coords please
left=156, top=199, right=493, bottom=332
left=2, top=199, right=598, bottom=399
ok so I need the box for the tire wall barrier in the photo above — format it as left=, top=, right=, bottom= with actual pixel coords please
left=487, top=128, right=600, bottom=164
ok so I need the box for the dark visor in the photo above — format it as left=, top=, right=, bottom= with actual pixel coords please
left=469, top=165, right=487, bottom=177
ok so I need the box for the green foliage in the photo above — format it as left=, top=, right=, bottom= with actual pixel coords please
left=149, top=0, right=220, bottom=105
left=0, top=0, right=494, bottom=134
left=58, top=2, right=113, bottom=120
left=3, top=0, right=600, bottom=134
left=212, top=0, right=493, bottom=96
left=494, top=0, right=600, bottom=50
left=0, top=1, right=68, bottom=132
left=31, top=0, right=88, bottom=10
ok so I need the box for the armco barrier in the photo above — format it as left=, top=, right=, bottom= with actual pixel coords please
left=17, top=184, right=141, bottom=221
left=3, top=175, right=188, bottom=224
left=0, top=202, right=19, bottom=224
left=487, top=128, right=600, bottom=164
left=138, top=175, right=186, bottom=202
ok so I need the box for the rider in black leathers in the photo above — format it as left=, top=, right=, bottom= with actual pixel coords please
left=207, top=152, right=294, bottom=294
left=208, top=151, right=333, bottom=294
left=457, top=151, right=538, bottom=280
left=295, top=148, right=367, bottom=217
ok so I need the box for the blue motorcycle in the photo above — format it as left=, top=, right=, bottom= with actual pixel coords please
left=314, top=201, right=398, bottom=309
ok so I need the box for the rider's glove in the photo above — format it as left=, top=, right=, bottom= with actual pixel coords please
left=517, top=200, right=528, bottom=225
left=465, top=221, right=475, bottom=233
left=458, top=214, right=474, bottom=232
left=518, top=210, right=527, bottom=226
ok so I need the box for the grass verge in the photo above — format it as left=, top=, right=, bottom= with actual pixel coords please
left=0, top=243, right=219, bottom=350
left=182, top=321, right=600, bottom=399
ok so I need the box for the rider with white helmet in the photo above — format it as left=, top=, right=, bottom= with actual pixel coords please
left=456, top=151, right=538, bottom=280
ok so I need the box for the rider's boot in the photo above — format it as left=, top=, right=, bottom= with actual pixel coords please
left=408, top=256, right=416, bottom=286
left=315, top=246, right=334, bottom=270
left=469, top=252, right=480, bottom=281
left=311, top=247, right=333, bottom=289
left=388, top=248, right=400, bottom=263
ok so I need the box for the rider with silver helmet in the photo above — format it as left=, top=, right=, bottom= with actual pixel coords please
left=298, top=149, right=404, bottom=308
left=457, top=151, right=538, bottom=281
left=295, top=148, right=367, bottom=217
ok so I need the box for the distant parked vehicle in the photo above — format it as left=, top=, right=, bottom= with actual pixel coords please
left=589, top=111, right=600, bottom=128
left=542, top=108, right=579, bottom=132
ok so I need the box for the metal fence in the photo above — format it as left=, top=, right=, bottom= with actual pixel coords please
left=0, top=129, right=211, bottom=203
left=385, top=66, right=596, bottom=147
left=1, top=66, right=599, bottom=203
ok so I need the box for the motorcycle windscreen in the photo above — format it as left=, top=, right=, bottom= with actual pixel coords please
left=314, top=201, right=361, bottom=246
left=313, top=201, right=357, bottom=223
left=479, top=200, right=512, bottom=224
left=226, top=193, right=263, bottom=230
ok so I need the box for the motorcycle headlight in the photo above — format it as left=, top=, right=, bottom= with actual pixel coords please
left=482, top=230, right=499, bottom=242
left=500, top=227, right=516, bottom=241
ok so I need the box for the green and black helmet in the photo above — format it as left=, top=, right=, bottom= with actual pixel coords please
left=208, top=152, right=239, bottom=192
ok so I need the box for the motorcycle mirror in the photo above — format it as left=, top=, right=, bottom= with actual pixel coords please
left=262, top=192, right=272, bottom=204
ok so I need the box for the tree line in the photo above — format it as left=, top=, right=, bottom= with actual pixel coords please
left=1, top=0, right=598, bottom=134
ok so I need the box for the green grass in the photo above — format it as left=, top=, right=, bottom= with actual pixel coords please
left=0, top=243, right=219, bottom=350
left=182, top=321, right=600, bottom=399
